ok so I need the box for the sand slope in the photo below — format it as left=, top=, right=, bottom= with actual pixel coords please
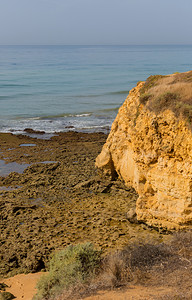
left=1, top=272, right=173, bottom=300
left=1, top=273, right=43, bottom=300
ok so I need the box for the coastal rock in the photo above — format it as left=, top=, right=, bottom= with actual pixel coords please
left=0, top=292, right=15, bottom=300
left=0, top=284, right=8, bottom=292
left=96, top=71, right=192, bottom=229
left=24, top=128, right=45, bottom=134
left=126, top=208, right=137, bottom=223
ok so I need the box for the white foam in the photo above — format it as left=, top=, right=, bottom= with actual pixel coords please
left=0, top=111, right=114, bottom=135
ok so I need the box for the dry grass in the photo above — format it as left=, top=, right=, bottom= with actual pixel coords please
left=139, top=71, right=192, bottom=129
left=35, top=231, right=192, bottom=300
left=140, top=75, right=166, bottom=95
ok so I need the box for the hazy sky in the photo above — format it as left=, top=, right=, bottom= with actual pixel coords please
left=0, top=0, right=192, bottom=45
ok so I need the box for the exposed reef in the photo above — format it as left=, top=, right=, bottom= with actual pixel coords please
left=1, top=132, right=164, bottom=277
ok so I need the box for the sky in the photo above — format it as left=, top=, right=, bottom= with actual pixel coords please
left=0, top=0, right=192, bottom=45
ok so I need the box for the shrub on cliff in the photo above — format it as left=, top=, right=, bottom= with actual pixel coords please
left=33, top=243, right=102, bottom=300
left=139, top=72, right=192, bottom=128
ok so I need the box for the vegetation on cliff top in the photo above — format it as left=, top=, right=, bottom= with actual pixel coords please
left=139, top=71, right=192, bottom=129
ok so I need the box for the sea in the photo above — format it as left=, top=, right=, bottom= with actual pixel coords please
left=1, top=45, right=192, bottom=135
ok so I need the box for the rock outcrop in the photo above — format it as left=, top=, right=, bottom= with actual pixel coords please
left=96, top=71, right=192, bottom=229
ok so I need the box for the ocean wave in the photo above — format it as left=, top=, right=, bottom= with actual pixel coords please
left=104, top=90, right=129, bottom=95
left=72, top=90, right=129, bottom=98
left=39, top=112, right=93, bottom=119
left=27, top=117, right=42, bottom=120
left=0, top=84, right=31, bottom=88
left=0, top=94, right=34, bottom=100
left=72, top=113, right=92, bottom=117
left=96, top=107, right=119, bottom=113
left=78, top=125, right=111, bottom=129
left=3, top=109, right=118, bottom=122
left=39, top=109, right=118, bottom=119
left=0, top=95, right=13, bottom=100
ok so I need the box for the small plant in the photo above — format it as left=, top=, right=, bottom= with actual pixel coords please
left=149, top=92, right=180, bottom=114
left=139, top=93, right=152, bottom=105
left=140, top=74, right=165, bottom=95
left=33, top=243, right=102, bottom=300
left=138, top=72, right=192, bottom=130
left=172, top=70, right=192, bottom=83
left=101, top=251, right=133, bottom=288
left=147, top=92, right=192, bottom=128
left=33, top=232, right=192, bottom=299
left=170, top=231, right=192, bottom=259
left=127, top=242, right=172, bottom=269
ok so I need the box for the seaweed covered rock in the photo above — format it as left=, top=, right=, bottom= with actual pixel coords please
left=96, top=71, right=192, bottom=229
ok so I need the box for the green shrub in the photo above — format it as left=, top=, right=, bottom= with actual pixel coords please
left=33, top=233, right=192, bottom=299
left=33, top=243, right=102, bottom=300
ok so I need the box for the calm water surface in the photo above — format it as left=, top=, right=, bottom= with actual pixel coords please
left=0, top=45, right=192, bottom=133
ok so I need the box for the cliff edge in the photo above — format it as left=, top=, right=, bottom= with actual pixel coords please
left=96, top=71, right=192, bottom=229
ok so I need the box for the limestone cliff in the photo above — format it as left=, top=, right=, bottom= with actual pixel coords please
left=96, top=71, right=192, bottom=229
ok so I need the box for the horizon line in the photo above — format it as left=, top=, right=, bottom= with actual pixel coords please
left=0, top=44, right=192, bottom=47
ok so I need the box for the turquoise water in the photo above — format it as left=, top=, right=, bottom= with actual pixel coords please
left=0, top=45, right=192, bottom=133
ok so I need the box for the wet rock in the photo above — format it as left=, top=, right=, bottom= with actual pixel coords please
left=24, top=128, right=45, bottom=134
left=0, top=292, right=15, bottom=300
left=65, top=125, right=74, bottom=129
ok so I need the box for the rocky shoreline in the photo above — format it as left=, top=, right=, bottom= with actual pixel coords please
left=0, top=131, right=167, bottom=277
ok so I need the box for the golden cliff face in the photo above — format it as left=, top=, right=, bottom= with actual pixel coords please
left=96, top=72, right=192, bottom=229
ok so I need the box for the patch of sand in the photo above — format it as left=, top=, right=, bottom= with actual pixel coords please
left=1, top=272, right=44, bottom=300
left=83, top=286, right=172, bottom=300
left=0, top=272, right=173, bottom=300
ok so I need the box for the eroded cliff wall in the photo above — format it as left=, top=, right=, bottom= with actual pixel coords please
left=96, top=72, right=192, bottom=229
